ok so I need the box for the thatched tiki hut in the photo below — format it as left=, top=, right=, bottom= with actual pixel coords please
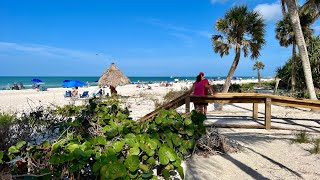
left=98, top=63, right=131, bottom=94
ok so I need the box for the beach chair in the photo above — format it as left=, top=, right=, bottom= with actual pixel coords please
left=80, top=91, right=89, bottom=98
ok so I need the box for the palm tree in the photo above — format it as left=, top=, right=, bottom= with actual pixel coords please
left=281, top=0, right=318, bottom=100
left=275, top=9, right=314, bottom=91
left=212, top=5, right=265, bottom=94
left=253, top=60, right=265, bottom=84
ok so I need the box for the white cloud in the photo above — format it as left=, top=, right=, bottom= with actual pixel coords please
left=0, top=41, right=111, bottom=60
left=254, top=2, right=282, bottom=22
left=210, top=0, right=230, bottom=4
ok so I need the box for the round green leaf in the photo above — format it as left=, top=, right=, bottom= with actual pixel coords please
left=49, top=154, right=60, bottom=165
left=162, top=169, right=170, bottom=180
left=96, top=136, right=107, bottom=145
left=8, top=146, right=19, bottom=154
left=147, top=157, right=156, bottom=165
left=16, top=141, right=26, bottom=149
left=93, top=161, right=101, bottom=173
left=125, top=155, right=140, bottom=172
left=67, top=144, right=79, bottom=152
left=184, top=118, right=192, bottom=126
left=113, top=141, right=125, bottom=152
left=139, top=164, right=149, bottom=172
left=107, top=163, right=127, bottom=179
left=128, top=146, right=140, bottom=156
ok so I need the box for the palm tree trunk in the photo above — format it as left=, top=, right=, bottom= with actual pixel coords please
left=291, top=40, right=296, bottom=91
left=217, top=46, right=241, bottom=110
left=286, top=0, right=317, bottom=100
left=258, top=69, right=261, bottom=84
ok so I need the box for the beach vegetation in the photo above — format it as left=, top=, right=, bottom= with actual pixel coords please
left=276, top=36, right=320, bottom=97
left=0, top=97, right=208, bottom=179
left=212, top=5, right=266, bottom=109
left=292, top=130, right=310, bottom=143
left=253, top=60, right=265, bottom=85
left=280, top=0, right=319, bottom=100
left=212, top=83, right=256, bottom=93
left=163, top=88, right=189, bottom=102
left=310, top=138, right=320, bottom=154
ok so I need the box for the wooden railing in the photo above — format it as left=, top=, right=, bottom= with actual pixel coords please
left=138, top=92, right=320, bottom=130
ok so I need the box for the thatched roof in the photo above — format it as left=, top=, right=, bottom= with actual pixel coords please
left=98, top=63, right=131, bottom=87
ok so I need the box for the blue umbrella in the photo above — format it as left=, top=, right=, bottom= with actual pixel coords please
left=63, top=80, right=71, bottom=82
left=31, top=78, right=42, bottom=83
left=62, top=80, right=86, bottom=88
left=94, top=80, right=99, bottom=82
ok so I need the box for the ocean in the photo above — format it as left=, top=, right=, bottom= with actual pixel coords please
left=0, top=76, right=260, bottom=90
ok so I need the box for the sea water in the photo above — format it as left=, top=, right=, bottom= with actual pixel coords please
left=0, top=76, right=261, bottom=90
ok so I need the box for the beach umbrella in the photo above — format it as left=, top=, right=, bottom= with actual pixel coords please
left=98, top=63, right=131, bottom=87
left=62, top=80, right=86, bottom=88
left=63, top=80, right=71, bottom=82
left=31, top=78, right=42, bottom=83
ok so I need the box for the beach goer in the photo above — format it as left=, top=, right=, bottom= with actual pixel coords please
left=110, top=85, right=117, bottom=95
left=192, top=75, right=213, bottom=114
left=72, top=87, right=78, bottom=97
left=199, top=72, right=214, bottom=114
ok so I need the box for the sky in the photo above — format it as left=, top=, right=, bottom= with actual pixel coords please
left=0, top=0, right=319, bottom=77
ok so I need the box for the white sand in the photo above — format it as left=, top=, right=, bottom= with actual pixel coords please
left=1, top=79, right=319, bottom=179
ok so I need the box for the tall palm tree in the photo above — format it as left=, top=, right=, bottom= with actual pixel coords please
left=275, top=9, right=314, bottom=91
left=281, top=0, right=318, bottom=100
left=212, top=5, right=266, bottom=94
left=253, top=60, right=265, bottom=84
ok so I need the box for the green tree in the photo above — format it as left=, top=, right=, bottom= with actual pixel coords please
left=281, top=0, right=319, bottom=99
left=275, top=9, right=314, bottom=91
left=212, top=5, right=265, bottom=109
left=276, top=36, right=320, bottom=91
left=253, top=60, right=265, bottom=84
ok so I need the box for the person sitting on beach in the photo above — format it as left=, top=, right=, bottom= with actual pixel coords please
left=71, top=87, right=78, bottom=97
left=191, top=75, right=213, bottom=114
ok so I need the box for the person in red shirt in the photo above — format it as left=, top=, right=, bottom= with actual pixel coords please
left=199, top=72, right=215, bottom=115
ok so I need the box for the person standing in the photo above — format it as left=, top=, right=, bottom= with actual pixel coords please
left=192, top=75, right=213, bottom=114
left=199, top=72, right=214, bottom=114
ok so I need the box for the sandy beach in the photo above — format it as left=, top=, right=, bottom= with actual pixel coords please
left=1, top=79, right=320, bottom=179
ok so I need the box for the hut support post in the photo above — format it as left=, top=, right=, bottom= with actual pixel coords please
left=265, top=98, right=271, bottom=130
left=253, top=103, right=258, bottom=119
left=185, top=96, right=190, bottom=113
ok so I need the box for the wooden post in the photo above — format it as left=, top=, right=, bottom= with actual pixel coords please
left=185, top=96, right=190, bottom=113
left=253, top=103, right=258, bottom=119
left=265, top=98, right=271, bottom=130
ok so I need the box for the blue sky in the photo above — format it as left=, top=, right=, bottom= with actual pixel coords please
left=0, top=0, right=319, bottom=77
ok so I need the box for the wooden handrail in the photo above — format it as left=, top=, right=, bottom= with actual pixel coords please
left=138, top=92, right=320, bottom=130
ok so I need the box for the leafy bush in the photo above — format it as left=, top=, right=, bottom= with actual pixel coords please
left=212, top=83, right=256, bottom=93
left=0, top=98, right=206, bottom=179
left=276, top=36, right=320, bottom=90
left=0, top=113, right=15, bottom=151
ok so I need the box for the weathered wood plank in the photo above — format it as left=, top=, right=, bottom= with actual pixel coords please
left=253, top=103, right=258, bottom=119
left=265, top=98, right=271, bottom=130
left=185, top=96, right=190, bottom=113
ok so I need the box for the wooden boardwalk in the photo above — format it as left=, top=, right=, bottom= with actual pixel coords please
left=138, top=92, right=320, bottom=130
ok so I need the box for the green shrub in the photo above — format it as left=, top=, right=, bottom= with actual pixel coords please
left=310, top=139, right=320, bottom=154
left=292, top=130, right=309, bottom=143
left=0, top=113, right=15, bottom=151
left=1, top=98, right=206, bottom=179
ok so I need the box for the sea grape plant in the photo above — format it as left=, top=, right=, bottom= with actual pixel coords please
left=0, top=98, right=206, bottom=179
